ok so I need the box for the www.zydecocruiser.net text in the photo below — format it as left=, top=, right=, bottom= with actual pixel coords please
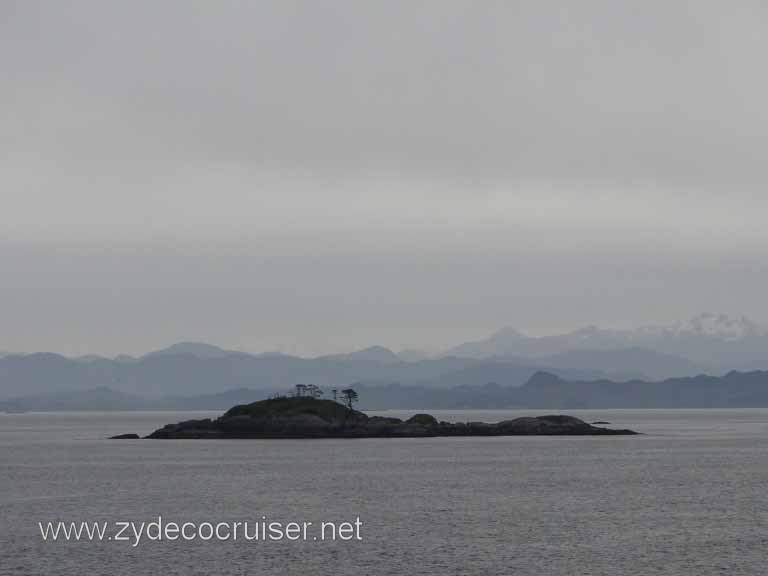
left=38, top=516, right=363, bottom=546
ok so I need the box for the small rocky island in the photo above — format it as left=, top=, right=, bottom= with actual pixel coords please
left=142, top=397, right=637, bottom=439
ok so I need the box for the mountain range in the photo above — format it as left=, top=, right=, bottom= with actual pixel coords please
left=0, top=347, right=610, bottom=401
left=2, top=313, right=767, bottom=410
left=446, top=313, right=767, bottom=369
left=358, top=369, right=768, bottom=409
left=5, top=369, right=768, bottom=411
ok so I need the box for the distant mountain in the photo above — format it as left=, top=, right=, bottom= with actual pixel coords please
left=3, top=315, right=765, bottom=409
left=529, top=348, right=705, bottom=381
left=446, top=313, right=767, bottom=370
left=446, top=327, right=527, bottom=359
left=0, top=349, right=411, bottom=399
left=5, top=369, right=768, bottom=411
left=510, top=370, right=768, bottom=408
left=73, top=354, right=108, bottom=363
left=422, top=359, right=609, bottom=388
left=0, top=387, right=146, bottom=411
left=357, top=369, right=768, bottom=409
left=143, top=341, right=245, bottom=359
left=0, top=346, right=626, bottom=402
left=156, top=388, right=277, bottom=410
left=396, top=349, right=433, bottom=362
left=322, top=346, right=402, bottom=364
left=0, top=386, right=281, bottom=412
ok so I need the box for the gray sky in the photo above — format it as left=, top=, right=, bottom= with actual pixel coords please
left=2, top=1, right=768, bottom=356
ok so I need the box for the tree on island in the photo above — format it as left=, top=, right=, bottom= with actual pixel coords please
left=293, top=384, right=323, bottom=398
left=340, top=388, right=358, bottom=411
left=306, top=384, right=323, bottom=398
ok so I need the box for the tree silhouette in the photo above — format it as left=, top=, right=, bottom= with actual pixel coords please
left=340, top=388, right=358, bottom=411
left=306, top=384, right=323, bottom=398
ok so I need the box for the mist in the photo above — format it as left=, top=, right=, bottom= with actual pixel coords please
left=3, top=0, right=768, bottom=355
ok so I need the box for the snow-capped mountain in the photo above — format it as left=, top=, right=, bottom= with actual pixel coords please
left=446, top=314, right=768, bottom=372
left=665, top=313, right=765, bottom=340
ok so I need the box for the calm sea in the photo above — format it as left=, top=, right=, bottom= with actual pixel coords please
left=2, top=409, right=767, bottom=575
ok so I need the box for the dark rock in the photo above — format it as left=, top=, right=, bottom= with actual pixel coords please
left=109, top=433, right=140, bottom=439
left=406, top=413, right=438, bottom=427
left=496, top=415, right=593, bottom=435
left=146, top=397, right=638, bottom=439
left=366, top=416, right=405, bottom=435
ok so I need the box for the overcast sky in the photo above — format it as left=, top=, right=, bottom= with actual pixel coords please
left=2, top=1, right=768, bottom=356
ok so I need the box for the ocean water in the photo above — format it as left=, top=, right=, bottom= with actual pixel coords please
left=2, top=409, right=768, bottom=575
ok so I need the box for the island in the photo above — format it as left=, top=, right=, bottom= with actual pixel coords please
left=141, top=397, right=637, bottom=439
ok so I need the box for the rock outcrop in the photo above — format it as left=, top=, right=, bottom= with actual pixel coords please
left=146, top=397, right=637, bottom=439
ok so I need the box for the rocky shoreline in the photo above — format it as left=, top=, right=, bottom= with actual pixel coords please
left=121, top=397, right=638, bottom=439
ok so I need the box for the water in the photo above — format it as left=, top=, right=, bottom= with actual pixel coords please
left=2, top=409, right=768, bottom=575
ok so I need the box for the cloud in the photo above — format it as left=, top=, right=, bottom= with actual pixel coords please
left=2, top=157, right=766, bottom=258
